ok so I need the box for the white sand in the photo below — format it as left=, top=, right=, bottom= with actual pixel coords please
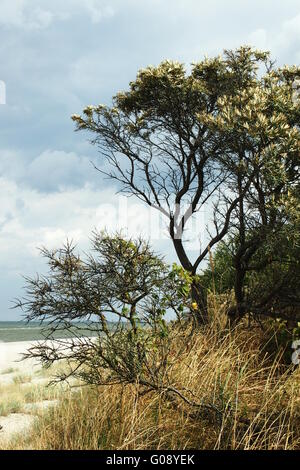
left=23, top=399, right=59, bottom=413
left=20, top=377, right=50, bottom=387
left=0, top=340, right=42, bottom=374
left=0, top=413, right=38, bottom=446
left=0, top=338, right=85, bottom=448
left=0, top=337, right=89, bottom=374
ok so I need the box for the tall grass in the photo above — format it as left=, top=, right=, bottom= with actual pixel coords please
left=6, top=305, right=300, bottom=450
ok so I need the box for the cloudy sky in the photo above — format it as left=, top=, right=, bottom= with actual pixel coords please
left=0, top=0, right=299, bottom=320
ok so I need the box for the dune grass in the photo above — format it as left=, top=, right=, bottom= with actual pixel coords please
left=13, top=374, right=32, bottom=385
left=1, top=368, right=18, bottom=375
left=0, top=361, right=72, bottom=421
left=4, top=313, right=300, bottom=450
left=1, top=296, right=299, bottom=450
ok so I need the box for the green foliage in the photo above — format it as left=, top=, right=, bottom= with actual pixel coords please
left=15, top=232, right=191, bottom=394
left=71, top=45, right=300, bottom=324
left=169, top=263, right=193, bottom=301
left=200, top=241, right=235, bottom=294
left=202, top=224, right=300, bottom=321
left=0, top=400, right=22, bottom=416
left=264, top=318, right=300, bottom=364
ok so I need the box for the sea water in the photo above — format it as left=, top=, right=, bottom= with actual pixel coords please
left=0, top=321, right=98, bottom=342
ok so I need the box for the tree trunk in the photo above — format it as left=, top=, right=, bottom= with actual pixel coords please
left=191, top=279, right=208, bottom=325
left=172, top=238, right=208, bottom=324
left=229, top=158, right=247, bottom=325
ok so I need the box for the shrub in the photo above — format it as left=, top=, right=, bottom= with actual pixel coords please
left=15, top=232, right=197, bottom=399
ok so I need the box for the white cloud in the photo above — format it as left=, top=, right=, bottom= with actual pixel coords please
left=0, top=172, right=176, bottom=319
left=84, top=1, right=115, bottom=24
left=0, top=148, right=100, bottom=192
left=247, top=12, right=300, bottom=64
left=248, top=29, right=268, bottom=50
left=0, top=177, right=111, bottom=272
left=282, top=13, right=300, bottom=37
left=0, top=176, right=166, bottom=274
left=0, top=172, right=207, bottom=275
left=27, top=149, right=95, bottom=191
left=0, top=1, right=54, bottom=30
left=275, top=13, right=300, bottom=62
left=2, top=0, right=300, bottom=320
left=0, top=0, right=115, bottom=30
left=69, top=51, right=126, bottom=96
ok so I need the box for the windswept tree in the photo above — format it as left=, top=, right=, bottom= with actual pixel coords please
left=72, top=46, right=300, bottom=323
left=201, top=57, right=300, bottom=321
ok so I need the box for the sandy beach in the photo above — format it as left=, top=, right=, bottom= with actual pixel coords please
left=0, top=336, right=93, bottom=374
left=0, top=339, right=80, bottom=447
left=0, top=340, right=42, bottom=374
left=0, top=341, right=47, bottom=446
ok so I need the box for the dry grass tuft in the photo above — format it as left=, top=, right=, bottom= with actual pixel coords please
left=5, top=305, right=300, bottom=450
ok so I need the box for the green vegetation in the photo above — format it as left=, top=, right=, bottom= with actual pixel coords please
left=13, top=374, right=32, bottom=385
left=9, top=46, right=300, bottom=450
left=4, top=317, right=300, bottom=450
left=1, top=368, right=17, bottom=375
left=0, top=361, right=76, bottom=425
left=72, top=45, right=300, bottom=325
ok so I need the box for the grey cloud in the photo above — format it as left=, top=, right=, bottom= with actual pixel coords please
left=0, top=0, right=116, bottom=30
left=0, top=148, right=102, bottom=192
left=1, top=0, right=300, bottom=319
left=26, top=150, right=98, bottom=192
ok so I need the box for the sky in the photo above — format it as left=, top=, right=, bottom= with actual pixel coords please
left=0, top=0, right=300, bottom=320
